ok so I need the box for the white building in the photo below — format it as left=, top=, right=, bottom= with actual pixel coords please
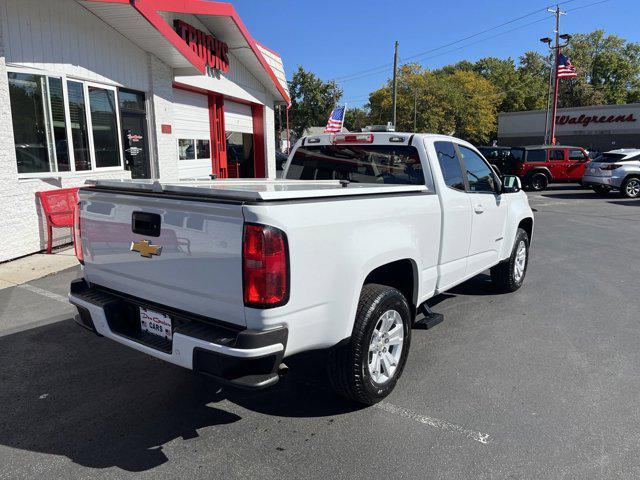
left=0, top=0, right=290, bottom=262
left=498, top=104, right=640, bottom=152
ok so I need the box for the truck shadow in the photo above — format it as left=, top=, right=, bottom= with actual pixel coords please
left=0, top=318, right=359, bottom=472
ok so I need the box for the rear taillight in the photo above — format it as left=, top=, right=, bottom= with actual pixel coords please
left=243, top=224, right=289, bottom=308
left=73, top=203, right=84, bottom=263
left=600, top=164, right=622, bottom=170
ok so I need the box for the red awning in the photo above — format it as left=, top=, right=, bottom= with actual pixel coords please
left=81, top=0, right=290, bottom=105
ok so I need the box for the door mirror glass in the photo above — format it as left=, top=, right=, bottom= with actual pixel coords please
left=501, top=175, right=521, bottom=193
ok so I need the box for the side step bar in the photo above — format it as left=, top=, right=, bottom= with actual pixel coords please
left=414, top=303, right=444, bottom=330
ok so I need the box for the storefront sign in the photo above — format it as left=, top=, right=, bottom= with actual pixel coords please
left=174, top=19, right=229, bottom=73
left=556, top=113, right=637, bottom=128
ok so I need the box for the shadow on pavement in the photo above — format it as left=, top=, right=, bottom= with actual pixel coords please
left=540, top=191, right=611, bottom=200
left=607, top=200, right=640, bottom=207
left=0, top=318, right=359, bottom=472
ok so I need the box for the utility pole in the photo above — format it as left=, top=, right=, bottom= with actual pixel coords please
left=540, top=5, right=570, bottom=145
left=413, top=89, right=418, bottom=131
left=391, top=40, right=399, bottom=129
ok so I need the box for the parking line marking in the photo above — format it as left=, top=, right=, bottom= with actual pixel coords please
left=375, top=402, right=491, bottom=445
left=17, top=283, right=69, bottom=304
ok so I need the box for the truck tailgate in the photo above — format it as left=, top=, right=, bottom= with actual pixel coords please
left=79, top=189, right=246, bottom=327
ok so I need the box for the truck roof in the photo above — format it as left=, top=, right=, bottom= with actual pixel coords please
left=85, top=178, right=428, bottom=202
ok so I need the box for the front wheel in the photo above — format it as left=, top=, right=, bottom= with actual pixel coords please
left=621, top=176, right=640, bottom=198
left=491, top=228, right=530, bottom=293
left=328, top=284, right=412, bottom=405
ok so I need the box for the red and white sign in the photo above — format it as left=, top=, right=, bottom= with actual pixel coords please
left=174, top=19, right=229, bottom=73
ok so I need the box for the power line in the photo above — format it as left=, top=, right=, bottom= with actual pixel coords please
left=339, top=0, right=612, bottom=100
left=332, top=0, right=581, bottom=83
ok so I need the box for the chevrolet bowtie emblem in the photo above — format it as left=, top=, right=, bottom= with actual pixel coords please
left=130, top=240, right=162, bottom=258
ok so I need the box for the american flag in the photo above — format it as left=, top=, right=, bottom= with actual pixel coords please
left=557, top=53, right=577, bottom=78
left=324, top=105, right=346, bottom=133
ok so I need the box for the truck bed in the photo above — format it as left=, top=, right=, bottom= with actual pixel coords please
left=86, top=178, right=429, bottom=201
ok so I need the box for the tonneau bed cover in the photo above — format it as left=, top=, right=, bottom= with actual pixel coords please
left=85, top=178, right=429, bottom=202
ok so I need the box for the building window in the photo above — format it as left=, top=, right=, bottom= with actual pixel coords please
left=67, top=81, right=91, bottom=171
left=9, top=72, right=54, bottom=174
left=197, top=140, right=210, bottom=159
left=88, top=87, right=121, bottom=168
left=178, top=138, right=211, bottom=161
left=178, top=139, right=195, bottom=160
left=48, top=78, right=70, bottom=172
left=8, top=68, right=125, bottom=176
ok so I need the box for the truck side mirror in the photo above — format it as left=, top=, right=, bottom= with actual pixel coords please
left=501, top=175, right=521, bottom=193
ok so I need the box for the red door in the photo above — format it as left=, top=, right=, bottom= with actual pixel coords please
left=208, top=94, right=228, bottom=178
left=566, top=148, right=590, bottom=181
left=548, top=148, right=567, bottom=180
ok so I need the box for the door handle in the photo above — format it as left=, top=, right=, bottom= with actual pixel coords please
left=474, top=204, right=484, bottom=214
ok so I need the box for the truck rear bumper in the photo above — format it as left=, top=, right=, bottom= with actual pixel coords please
left=69, top=279, right=287, bottom=389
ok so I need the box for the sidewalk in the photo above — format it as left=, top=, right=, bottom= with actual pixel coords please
left=0, top=247, right=79, bottom=290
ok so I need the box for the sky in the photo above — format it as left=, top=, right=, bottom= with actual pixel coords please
left=231, top=0, right=639, bottom=107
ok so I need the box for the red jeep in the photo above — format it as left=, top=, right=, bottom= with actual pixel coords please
left=509, top=145, right=591, bottom=191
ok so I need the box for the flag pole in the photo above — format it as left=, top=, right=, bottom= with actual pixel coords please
left=342, top=103, right=348, bottom=132
left=550, top=5, right=561, bottom=145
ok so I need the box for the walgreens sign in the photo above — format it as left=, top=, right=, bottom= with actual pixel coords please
left=174, top=19, right=229, bottom=73
left=556, top=113, right=637, bottom=128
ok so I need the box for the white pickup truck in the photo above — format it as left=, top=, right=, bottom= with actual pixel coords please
left=69, top=132, right=533, bottom=404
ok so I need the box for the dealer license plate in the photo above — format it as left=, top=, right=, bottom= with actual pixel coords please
left=140, top=307, right=172, bottom=340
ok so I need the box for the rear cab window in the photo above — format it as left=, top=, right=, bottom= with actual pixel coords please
left=285, top=144, right=431, bottom=188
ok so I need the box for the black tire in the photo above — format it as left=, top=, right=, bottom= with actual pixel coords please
left=490, top=228, right=530, bottom=293
left=592, top=184, right=611, bottom=196
left=621, top=176, right=640, bottom=198
left=528, top=173, right=548, bottom=191
left=328, top=284, right=412, bottom=405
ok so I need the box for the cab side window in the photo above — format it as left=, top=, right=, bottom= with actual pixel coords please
left=434, top=141, right=465, bottom=191
left=458, top=145, right=496, bottom=193
left=550, top=149, right=565, bottom=161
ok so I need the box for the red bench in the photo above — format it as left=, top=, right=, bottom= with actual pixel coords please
left=36, top=187, right=79, bottom=254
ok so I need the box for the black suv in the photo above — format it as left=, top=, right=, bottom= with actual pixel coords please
left=477, top=146, right=516, bottom=175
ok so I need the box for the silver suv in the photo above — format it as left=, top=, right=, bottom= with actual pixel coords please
left=582, top=149, right=640, bottom=198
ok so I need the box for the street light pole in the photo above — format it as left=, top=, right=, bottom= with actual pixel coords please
left=540, top=6, right=570, bottom=145
left=391, top=40, right=399, bottom=129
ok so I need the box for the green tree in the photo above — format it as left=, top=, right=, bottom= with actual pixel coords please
left=287, top=66, right=342, bottom=139
left=367, top=63, right=500, bottom=144
left=343, top=106, right=370, bottom=132
left=559, top=30, right=640, bottom=106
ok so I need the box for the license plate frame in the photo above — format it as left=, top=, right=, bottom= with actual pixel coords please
left=140, top=307, right=173, bottom=340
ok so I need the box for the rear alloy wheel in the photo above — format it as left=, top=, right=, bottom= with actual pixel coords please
left=621, top=177, right=640, bottom=198
left=592, top=184, right=611, bottom=196
left=328, top=283, right=411, bottom=405
left=529, top=173, right=548, bottom=191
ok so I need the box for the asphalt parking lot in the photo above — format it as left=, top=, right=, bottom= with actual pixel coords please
left=0, top=186, right=638, bottom=479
